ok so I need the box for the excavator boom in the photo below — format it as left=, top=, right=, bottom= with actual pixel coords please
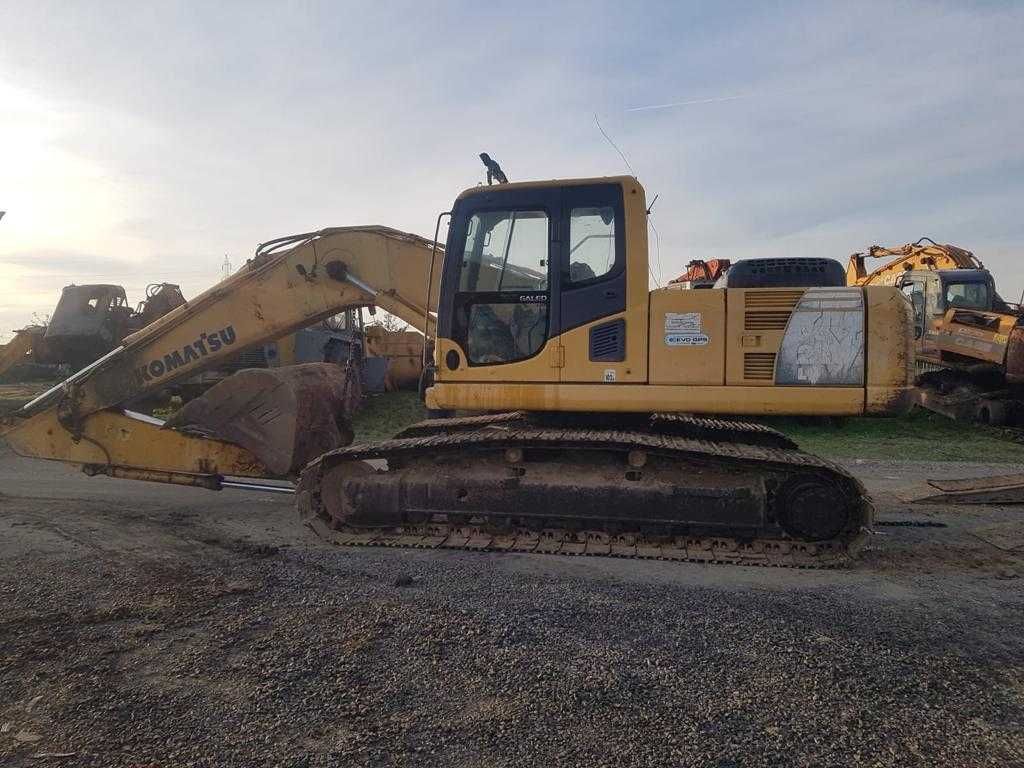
left=846, top=238, right=982, bottom=286
left=4, top=226, right=443, bottom=477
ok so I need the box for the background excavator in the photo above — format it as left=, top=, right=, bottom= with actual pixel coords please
left=668, top=259, right=731, bottom=289
left=847, top=238, right=1024, bottom=424
left=0, top=282, right=187, bottom=379
left=0, top=169, right=915, bottom=567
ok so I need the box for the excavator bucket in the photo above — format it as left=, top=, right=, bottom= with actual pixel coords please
left=165, top=363, right=361, bottom=476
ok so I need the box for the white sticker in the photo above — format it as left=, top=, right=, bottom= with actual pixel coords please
left=666, top=332, right=710, bottom=346
left=603, top=369, right=617, bottom=382
left=665, top=312, right=702, bottom=333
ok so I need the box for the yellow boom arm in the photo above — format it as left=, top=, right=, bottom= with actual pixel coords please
left=846, top=240, right=982, bottom=286
left=2, top=226, right=442, bottom=480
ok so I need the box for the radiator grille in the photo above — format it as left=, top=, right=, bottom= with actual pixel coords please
left=743, top=352, right=776, bottom=380
left=744, top=290, right=802, bottom=330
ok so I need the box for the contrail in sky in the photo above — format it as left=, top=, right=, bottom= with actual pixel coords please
left=626, top=93, right=752, bottom=112
left=626, top=83, right=871, bottom=113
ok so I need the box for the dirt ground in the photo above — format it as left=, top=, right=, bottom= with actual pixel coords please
left=1, top=442, right=1023, bottom=767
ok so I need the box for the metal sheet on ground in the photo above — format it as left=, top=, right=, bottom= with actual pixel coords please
left=969, top=523, right=1024, bottom=552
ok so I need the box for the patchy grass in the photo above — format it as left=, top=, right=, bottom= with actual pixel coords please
left=351, top=391, right=428, bottom=443
left=347, top=392, right=1024, bottom=464
left=765, top=409, right=1024, bottom=463
left=7, top=379, right=1022, bottom=465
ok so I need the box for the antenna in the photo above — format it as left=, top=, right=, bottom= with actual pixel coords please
left=593, top=114, right=636, bottom=177
left=221, top=254, right=232, bottom=280
left=593, top=114, right=662, bottom=286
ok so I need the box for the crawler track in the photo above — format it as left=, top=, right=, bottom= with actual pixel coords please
left=296, top=413, right=872, bottom=568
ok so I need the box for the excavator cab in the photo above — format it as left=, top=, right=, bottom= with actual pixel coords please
left=435, top=179, right=642, bottom=388
left=42, top=284, right=134, bottom=368
left=439, top=183, right=622, bottom=367
left=896, top=269, right=997, bottom=348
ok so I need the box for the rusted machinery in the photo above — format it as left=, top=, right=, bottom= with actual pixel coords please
left=363, top=325, right=426, bottom=391
left=668, top=259, right=731, bottom=289
left=1, top=170, right=916, bottom=567
left=847, top=238, right=1024, bottom=424
left=0, top=326, right=45, bottom=380
left=0, top=283, right=187, bottom=379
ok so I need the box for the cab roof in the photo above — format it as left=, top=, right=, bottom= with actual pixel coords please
left=456, top=175, right=642, bottom=201
left=937, top=269, right=993, bottom=283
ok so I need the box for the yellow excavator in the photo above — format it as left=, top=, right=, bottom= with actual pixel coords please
left=0, top=170, right=915, bottom=566
left=848, top=238, right=1024, bottom=424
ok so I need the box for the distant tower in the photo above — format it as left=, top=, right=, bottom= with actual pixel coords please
left=221, top=254, right=232, bottom=280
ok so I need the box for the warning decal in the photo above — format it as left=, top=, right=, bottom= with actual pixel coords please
left=664, top=312, right=709, bottom=346
left=665, top=312, right=702, bottom=333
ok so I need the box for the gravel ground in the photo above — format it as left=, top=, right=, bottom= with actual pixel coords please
left=1, top=447, right=1023, bottom=767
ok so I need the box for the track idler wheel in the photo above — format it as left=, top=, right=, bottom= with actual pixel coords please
left=776, top=477, right=851, bottom=542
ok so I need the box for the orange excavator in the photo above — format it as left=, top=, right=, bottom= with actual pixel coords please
left=668, top=259, right=731, bottom=289
left=847, top=238, right=1024, bottom=424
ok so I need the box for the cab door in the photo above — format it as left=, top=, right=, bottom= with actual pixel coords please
left=435, top=186, right=562, bottom=383
left=556, top=183, right=646, bottom=383
left=899, top=275, right=934, bottom=360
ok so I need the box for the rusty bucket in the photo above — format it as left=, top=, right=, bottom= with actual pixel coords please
left=165, top=362, right=361, bottom=475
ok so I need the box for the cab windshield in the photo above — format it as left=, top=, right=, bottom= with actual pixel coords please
left=944, top=281, right=990, bottom=311
left=459, top=210, right=548, bottom=293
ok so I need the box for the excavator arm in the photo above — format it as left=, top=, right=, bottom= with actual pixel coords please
left=1, top=226, right=443, bottom=483
left=846, top=238, right=982, bottom=286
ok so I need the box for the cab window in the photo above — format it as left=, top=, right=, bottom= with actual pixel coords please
left=567, top=206, right=616, bottom=284
left=459, top=210, right=548, bottom=292
left=457, top=209, right=549, bottom=365
left=901, top=280, right=925, bottom=338
left=944, top=281, right=989, bottom=311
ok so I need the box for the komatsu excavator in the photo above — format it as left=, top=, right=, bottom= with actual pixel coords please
left=1, top=174, right=915, bottom=567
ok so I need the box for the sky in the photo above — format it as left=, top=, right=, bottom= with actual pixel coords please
left=1, top=1, right=1023, bottom=340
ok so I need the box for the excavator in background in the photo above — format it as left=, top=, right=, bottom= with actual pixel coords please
left=668, top=259, right=731, bottom=289
left=363, top=324, right=427, bottom=391
left=1, top=170, right=915, bottom=567
left=847, top=238, right=1024, bottom=424
left=0, top=325, right=45, bottom=379
left=0, top=282, right=187, bottom=379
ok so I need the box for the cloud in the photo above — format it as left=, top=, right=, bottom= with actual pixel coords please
left=0, top=0, right=1021, bottom=322
left=0, top=248, right=141, bottom=275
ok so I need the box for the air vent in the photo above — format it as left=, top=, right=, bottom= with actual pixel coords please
left=745, top=290, right=804, bottom=308
left=744, top=290, right=802, bottom=331
left=744, top=352, right=776, bottom=380
left=589, top=319, right=625, bottom=362
left=722, top=259, right=845, bottom=288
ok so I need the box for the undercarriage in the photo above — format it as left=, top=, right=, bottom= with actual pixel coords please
left=297, top=413, right=871, bottom=568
